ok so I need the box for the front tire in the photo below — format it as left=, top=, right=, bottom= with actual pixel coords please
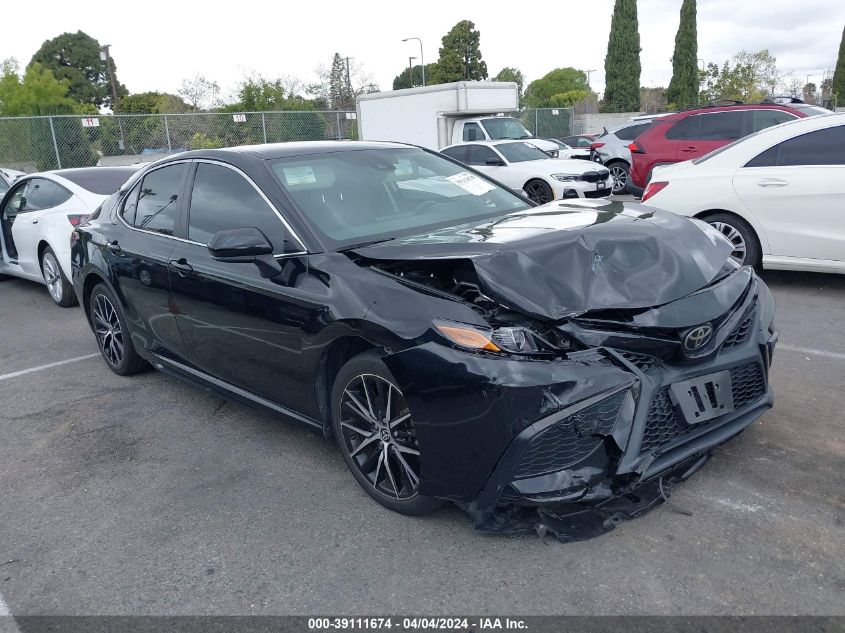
left=607, top=162, right=629, bottom=194
left=331, top=351, right=441, bottom=516
left=523, top=179, right=554, bottom=204
left=701, top=212, right=761, bottom=269
left=89, top=283, right=147, bottom=376
left=40, top=246, right=76, bottom=307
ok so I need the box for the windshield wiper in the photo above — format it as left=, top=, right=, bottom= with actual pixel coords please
left=338, top=236, right=396, bottom=252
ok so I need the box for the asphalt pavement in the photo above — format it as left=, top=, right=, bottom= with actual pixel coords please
left=0, top=268, right=842, bottom=615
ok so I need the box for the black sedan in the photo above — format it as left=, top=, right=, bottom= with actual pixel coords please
left=71, top=141, right=777, bottom=540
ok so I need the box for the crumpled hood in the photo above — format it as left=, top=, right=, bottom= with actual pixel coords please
left=353, top=199, right=734, bottom=320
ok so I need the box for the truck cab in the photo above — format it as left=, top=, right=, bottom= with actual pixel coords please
left=452, top=117, right=560, bottom=157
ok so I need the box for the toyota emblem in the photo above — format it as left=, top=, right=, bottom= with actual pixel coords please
left=683, top=325, right=713, bottom=351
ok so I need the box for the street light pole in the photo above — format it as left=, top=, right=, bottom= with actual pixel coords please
left=402, top=37, right=425, bottom=86
left=585, top=69, right=596, bottom=89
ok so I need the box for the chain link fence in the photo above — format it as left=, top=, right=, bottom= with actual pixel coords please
left=0, top=108, right=571, bottom=173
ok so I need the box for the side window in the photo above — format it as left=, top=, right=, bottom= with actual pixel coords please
left=616, top=122, right=650, bottom=141
left=441, top=146, right=468, bottom=163
left=134, top=164, right=187, bottom=235
left=747, top=126, right=845, bottom=168
left=188, top=163, right=291, bottom=251
left=21, top=178, right=68, bottom=211
left=3, top=183, right=29, bottom=217
left=666, top=116, right=700, bottom=140
left=749, top=110, right=796, bottom=133
left=121, top=185, right=140, bottom=225
left=697, top=112, right=745, bottom=140
left=463, top=122, right=483, bottom=142
left=466, top=145, right=500, bottom=166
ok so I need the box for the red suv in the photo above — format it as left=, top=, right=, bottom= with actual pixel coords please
left=626, top=104, right=809, bottom=197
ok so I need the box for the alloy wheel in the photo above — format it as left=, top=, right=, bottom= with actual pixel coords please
left=524, top=181, right=553, bottom=204
left=93, top=294, right=125, bottom=367
left=609, top=165, right=628, bottom=194
left=338, top=374, right=421, bottom=500
left=710, top=221, right=747, bottom=263
left=41, top=252, right=63, bottom=303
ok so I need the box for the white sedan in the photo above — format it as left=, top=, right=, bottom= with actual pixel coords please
left=441, top=140, right=612, bottom=204
left=0, top=167, right=140, bottom=305
left=642, top=113, right=845, bottom=274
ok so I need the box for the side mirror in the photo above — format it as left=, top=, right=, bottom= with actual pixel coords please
left=207, top=227, right=282, bottom=278
left=485, top=159, right=505, bottom=166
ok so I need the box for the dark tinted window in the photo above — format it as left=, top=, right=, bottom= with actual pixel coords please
left=441, top=146, right=468, bottom=163
left=462, top=122, right=483, bottom=141
left=23, top=179, right=71, bottom=210
left=746, top=125, right=845, bottom=167
left=0, top=178, right=9, bottom=195
left=133, top=164, right=186, bottom=235
left=59, top=167, right=138, bottom=194
left=188, top=163, right=290, bottom=249
left=615, top=122, right=651, bottom=141
left=749, top=110, right=796, bottom=133
left=466, top=145, right=500, bottom=166
left=495, top=142, right=547, bottom=162
left=666, top=116, right=699, bottom=140
left=697, top=112, right=745, bottom=140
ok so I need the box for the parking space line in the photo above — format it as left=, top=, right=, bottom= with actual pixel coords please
left=0, top=353, right=100, bottom=383
left=778, top=344, right=845, bottom=361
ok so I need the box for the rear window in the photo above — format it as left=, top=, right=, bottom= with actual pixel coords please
left=614, top=122, right=652, bottom=141
left=60, top=168, right=138, bottom=195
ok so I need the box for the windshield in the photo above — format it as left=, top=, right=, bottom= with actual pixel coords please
left=494, top=142, right=549, bottom=163
left=480, top=117, right=533, bottom=140
left=269, top=148, right=530, bottom=248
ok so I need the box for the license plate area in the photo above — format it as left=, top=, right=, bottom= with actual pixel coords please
left=669, top=370, right=734, bottom=424
left=596, top=180, right=606, bottom=190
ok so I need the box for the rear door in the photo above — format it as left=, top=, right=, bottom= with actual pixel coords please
left=167, top=160, right=317, bottom=413
left=667, top=111, right=745, bottom=161
left=733, top=124, right=845, bottom=262
left=4, top=179, right=74, bottom=273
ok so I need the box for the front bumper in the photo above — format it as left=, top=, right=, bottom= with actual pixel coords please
left=385, top=275, right=777, bottom=540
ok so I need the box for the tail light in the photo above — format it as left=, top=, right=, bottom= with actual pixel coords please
left=67, top=214, right=90, bottom=227
left=589, top=142, right=605, bottom=150
left=641, top=181, right=668, bottom=202
left=628, top=142, right=645, bottom=154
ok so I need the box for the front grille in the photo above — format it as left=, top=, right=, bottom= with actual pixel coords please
left=640, top=362, right=767, bottom=453
left=581, top=170, right=609, bottom=183
left=619, top=351, right=658, bottom=371
left=722, top=314, right=753, bottom=349
left=513, top=392, right=625, bottom=479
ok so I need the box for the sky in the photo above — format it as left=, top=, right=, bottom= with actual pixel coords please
left=4, top=0, right=844, bottom=102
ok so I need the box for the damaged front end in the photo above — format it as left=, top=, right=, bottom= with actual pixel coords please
left=359, top=204, right=778, bottom=541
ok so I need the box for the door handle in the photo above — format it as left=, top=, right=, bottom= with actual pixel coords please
left=31, top=219, right=38, bottom=224
left=757, top=178, right=788, bottom=187
left=169, top=258, right=193, bottom=277
left=106, top=240, right=122, bottom=254
left=680, top=146, right=697, bottom=152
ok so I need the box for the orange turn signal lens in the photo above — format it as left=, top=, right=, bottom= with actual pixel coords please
left=435, top=323, right=501, bottom=352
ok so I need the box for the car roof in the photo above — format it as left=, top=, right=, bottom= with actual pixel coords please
left=176, top=140, right=413, bottom=161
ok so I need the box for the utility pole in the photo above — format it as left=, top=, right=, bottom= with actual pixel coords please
left=408, top=57, right=418, bottom=87
left=100, top=44, right=126, bottom=151
left=402, top=38, right=425, bottom=86
left=585, top=69, right=597, bottom=89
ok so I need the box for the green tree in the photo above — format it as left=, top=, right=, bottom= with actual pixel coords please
left=603, top=0, right=641, bottom=111
left=431, top=20, right=488, bottom=83
left=178, top=74, right=221, bottom=111
left=29, top=31, right=126, bottom=109
left=393, top=63, right=438, bottom=90
left=666, top=0, right=698, bottom=108
left=698, top=50, right=779, bottom=103
left=833, top=25, right=845, bottom=106
left=118, top=92, right=191, bottom=114
left=493, top=67, right=525, bottom=104
left=524, top=68, right=589, bottom=107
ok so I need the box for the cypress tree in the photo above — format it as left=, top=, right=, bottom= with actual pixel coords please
left=603, top=0, right=642, bottom=111
left=833, top=25, right=845, bottom=106
left=666, top=0, right=698, bottom=108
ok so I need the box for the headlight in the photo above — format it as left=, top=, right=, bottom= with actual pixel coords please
left=552, top=173, right=579, bottom=182
left=434, top=320, right=569, bottom=356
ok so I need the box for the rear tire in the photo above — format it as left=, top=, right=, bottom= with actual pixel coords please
left=89, top=283, right=147, bottom=376
left=331, top=350, right=441, bottom=516
left=40, top=246, right=77, bottom=307
left=701, top=212, right=761, bottom=269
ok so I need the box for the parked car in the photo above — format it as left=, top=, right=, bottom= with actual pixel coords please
left=626, top=103, right=812, bottom=197
left=590, top=120, right=656, bottom=194
left=0, top=168, right=25, bottom=195
left=0, top=167, right=140, bottom=306
left=558, top=134, right=597, bottom=148
left=72, top=142, right=777, bottom=540
left=545, top=139, right=591, bottom=160
left=441, top=140, right=610, bottom=203
left=642, top=113, right=845, bottom=273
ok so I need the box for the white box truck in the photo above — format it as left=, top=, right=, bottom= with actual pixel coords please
left=356, top=81, right=561, bottom=156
